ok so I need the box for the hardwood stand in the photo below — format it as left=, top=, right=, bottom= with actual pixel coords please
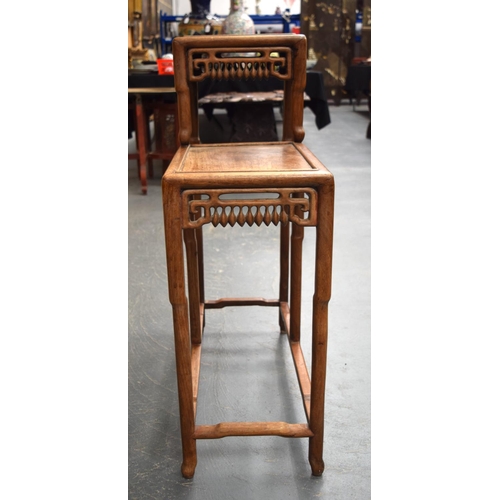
left=162, top=35, right=335, bottom=478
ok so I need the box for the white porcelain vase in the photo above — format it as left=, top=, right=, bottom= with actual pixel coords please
left=222, top=0, right=255, bottom=35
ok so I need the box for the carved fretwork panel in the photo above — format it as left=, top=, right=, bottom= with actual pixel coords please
left=182, top=188, right=318, bottom=229
left=187, top=47, right=293, bottom=82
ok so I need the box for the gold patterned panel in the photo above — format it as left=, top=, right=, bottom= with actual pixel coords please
left=301, top=0, right=355, bottom=103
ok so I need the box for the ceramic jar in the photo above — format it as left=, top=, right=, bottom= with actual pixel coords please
left=222, top=0, right=255, bottom=35
left=178, top=18, right=223, bottom=36
left=178, top=0, right=224, bottom=36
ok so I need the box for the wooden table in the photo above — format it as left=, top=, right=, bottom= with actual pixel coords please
left=344, top=64, right=371, bottom=138
left=344, top=64, right=371, bottom=108
left=198, top=90, right=310, bottom=105
left=128, top=86, right=177, bottom=194
left=198, top=71, right=330, bottom=131
left=199, top=90, right=310, bottom=142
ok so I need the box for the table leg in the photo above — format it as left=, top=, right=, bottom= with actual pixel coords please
left=308, top=182, right=334, bottom=476
left=164, top=185, right=197, bottom=478
left=290, top=195, right=304, bottom=342
left=134, top=94, right=148, bottom=194
left=279, top=216, right=289, bottom=332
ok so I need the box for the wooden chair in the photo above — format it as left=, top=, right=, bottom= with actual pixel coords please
left=128, top=93, right=179, bottom=194
left=162, top=34, right=335, bottom=479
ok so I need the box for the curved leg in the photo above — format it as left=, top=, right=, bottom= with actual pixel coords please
left=164, top=185, right=197, bottom=478
left=308, top=182, right=334, bottom=476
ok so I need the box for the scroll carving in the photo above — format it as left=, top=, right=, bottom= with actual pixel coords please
left=182, top=188, right=317, bottom=228
left=188, top=47, right=292, bottom=82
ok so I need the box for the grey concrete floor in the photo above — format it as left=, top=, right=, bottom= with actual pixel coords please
left=129, top=103, right=371, bottom=499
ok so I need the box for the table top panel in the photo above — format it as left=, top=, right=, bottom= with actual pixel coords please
left=198, top=90, right=310, bottom=104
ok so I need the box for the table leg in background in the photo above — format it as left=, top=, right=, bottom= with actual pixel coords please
left=134, top=94, right=148, bottom=194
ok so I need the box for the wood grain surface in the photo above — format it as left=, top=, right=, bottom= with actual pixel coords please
left=129, top=90, right=371, bottom=500
left=160, top=34, right=335, bottom=479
